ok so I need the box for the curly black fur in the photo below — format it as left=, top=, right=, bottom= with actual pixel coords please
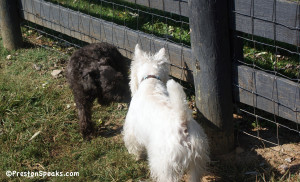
left=66, top=43, right=130, bottom=138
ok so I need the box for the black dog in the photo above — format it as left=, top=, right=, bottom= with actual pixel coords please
left=66, top=43, right=130, bottom=137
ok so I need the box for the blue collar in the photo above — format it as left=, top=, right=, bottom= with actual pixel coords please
left=141, top=75, right=161, bottom=82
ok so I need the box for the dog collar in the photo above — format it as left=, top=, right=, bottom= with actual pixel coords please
left=141, top=75, right=161, bottom=82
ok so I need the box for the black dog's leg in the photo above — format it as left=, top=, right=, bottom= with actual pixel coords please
left=77, top=100, right=93, bottom=138
left=72, top=90, right=95, bottom=138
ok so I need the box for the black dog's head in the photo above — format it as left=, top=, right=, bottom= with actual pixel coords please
left=98, top=65, right=130, bottom=105
left=68, top=43, right=131, bottom=105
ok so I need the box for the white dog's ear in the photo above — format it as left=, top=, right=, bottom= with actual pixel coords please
left=134, top=44, right=142, bottom=60
left=154, top=47, right=165, bottom=60
left=155, top=47, right=169, bottom=65
left=129, top=63, right=139, bottom=96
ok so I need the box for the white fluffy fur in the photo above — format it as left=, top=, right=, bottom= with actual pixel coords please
left=123, top=44, right=209, bottom=182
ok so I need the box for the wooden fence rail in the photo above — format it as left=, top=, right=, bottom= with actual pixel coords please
left=234, top=64, right=300, bottom=124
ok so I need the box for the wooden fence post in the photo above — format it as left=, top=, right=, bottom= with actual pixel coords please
left=188, top=0, right=234, bottom=155
left=0, top=0, right=23, bottom=50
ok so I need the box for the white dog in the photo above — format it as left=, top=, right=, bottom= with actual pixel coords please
left=123, top=45, right=209, bottom=182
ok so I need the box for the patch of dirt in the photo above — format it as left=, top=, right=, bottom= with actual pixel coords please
left=256, top=143, right=300, bottom=174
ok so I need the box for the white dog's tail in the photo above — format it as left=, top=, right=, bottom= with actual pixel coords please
left=167, top=79, right=190, bottom=121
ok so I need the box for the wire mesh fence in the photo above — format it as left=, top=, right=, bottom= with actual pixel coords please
left=14, top=0, right=300, bottom=151
left=24, top=2, right=190, bottom=70
left=231, top=0, right=300, bottom=149
left=19, top=0, right=195, bottom=93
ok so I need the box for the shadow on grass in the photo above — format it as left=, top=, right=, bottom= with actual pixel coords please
left=22, top=41, right=36, bottom=49
left=95, top=123, right=123, bottom=138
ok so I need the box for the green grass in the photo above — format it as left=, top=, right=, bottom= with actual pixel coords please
left=242, top=34, right=300, bottom=79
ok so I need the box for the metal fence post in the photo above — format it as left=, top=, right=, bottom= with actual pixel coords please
left=188, top=0, right=234, bottom=155
left=0, top=0, right=23, bottom=50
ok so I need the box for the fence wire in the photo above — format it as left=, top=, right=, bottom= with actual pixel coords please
left=231, top=0, right=300, bottom=148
